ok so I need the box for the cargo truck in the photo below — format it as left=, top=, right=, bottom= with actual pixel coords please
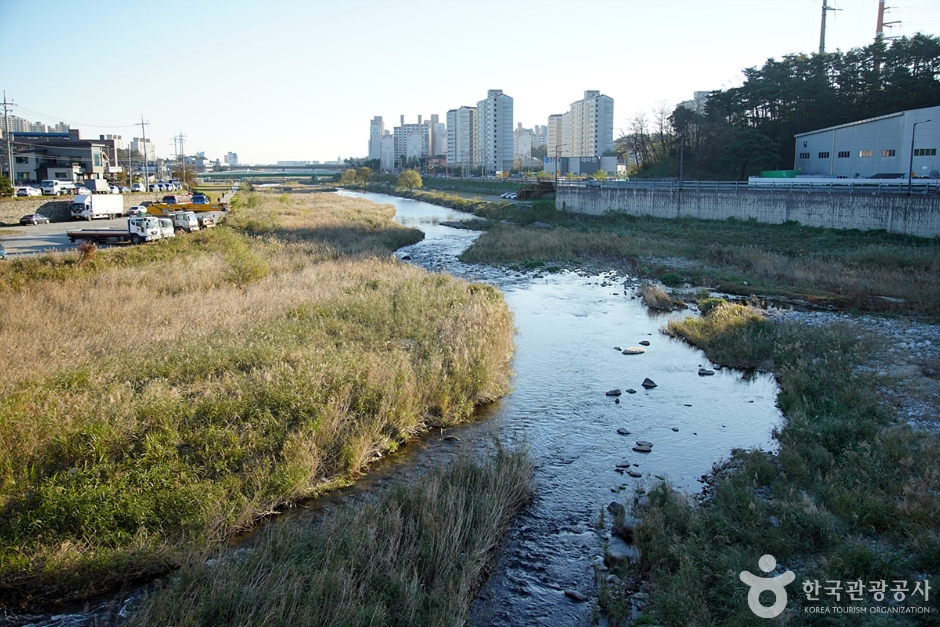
left=82, top=179, right=112, bottom=194
left=66, top=216, right=162, bottom=245
left=70, top=194, right=124, bottom=220
left=166, top=210, right=200, bottom=233
left=41, top=180, right=77, bottom=196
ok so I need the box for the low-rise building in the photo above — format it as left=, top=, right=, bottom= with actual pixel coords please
left=794, top=105, right=940, bottom=179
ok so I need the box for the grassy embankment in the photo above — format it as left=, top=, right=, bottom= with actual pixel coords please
left=610, top=302, right=940, bottom=626
left=127, top=444, right=534, bottom=627
left=461, top=200, right=940, bottom=318
left=0, top=191, right=518, bottom=609
left=350, top=187, right=940, bottom=317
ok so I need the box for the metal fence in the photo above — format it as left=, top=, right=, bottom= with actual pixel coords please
left=556, top=178, right=940, bottom=195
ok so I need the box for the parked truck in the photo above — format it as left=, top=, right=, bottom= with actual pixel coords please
left=70, top=194, right=124, bottom=220
left=165, top=210, right=200, bottom=233
left=66, top=216, right=162, bottom=245
left=83, top=179, right=112, bottom=194
left=41, top=179, right=77, bottom=196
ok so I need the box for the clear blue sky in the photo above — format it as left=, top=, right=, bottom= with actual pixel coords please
left=2, top=0, right=937, bottom=164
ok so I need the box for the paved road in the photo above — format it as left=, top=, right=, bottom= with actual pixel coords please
left=0, top=212, right=227, bottom=258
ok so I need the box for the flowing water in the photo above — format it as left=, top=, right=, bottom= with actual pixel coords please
left=343, top=191, right=783, bottom=626
left=7, top=192, right=782, bottom=626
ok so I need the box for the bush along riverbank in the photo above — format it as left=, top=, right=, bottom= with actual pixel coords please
left=125, top=443, right=534, bottom=627
left=597, top=300, right=939, bottom=626
left=0, top=191, right=516, bottom=610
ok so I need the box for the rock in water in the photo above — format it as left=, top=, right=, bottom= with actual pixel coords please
left=606, top=388, right=622, bottom=396
left=641, top=378, right=657, bottom=389
left=638, top=340, right=651, bottom=346
left=698, top=368, right=715, bottom=376
left=564, top=589, right=588, bottom=602
left=622, top=346, right=646, bottom=355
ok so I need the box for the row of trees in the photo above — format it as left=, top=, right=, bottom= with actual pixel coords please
left=618, top=34, right=940, bottom=180
left=339, top=167, right=423, bottom=191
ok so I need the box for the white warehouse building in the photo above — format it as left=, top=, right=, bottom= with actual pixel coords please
left=794, top=105, right=939, bottom=179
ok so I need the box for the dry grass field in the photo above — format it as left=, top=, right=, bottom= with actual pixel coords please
left=0, top=191, right=517, bottom=609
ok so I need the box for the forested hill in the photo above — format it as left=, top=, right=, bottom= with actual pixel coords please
left=625, top=34, right=940, bottom=180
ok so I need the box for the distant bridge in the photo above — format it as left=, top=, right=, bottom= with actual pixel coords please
left=200, top=164, right=345, bottom=179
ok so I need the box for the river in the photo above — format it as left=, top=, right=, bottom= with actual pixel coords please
left=343, top=191, right=782, bottom=626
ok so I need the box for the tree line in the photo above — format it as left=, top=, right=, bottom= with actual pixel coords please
left=617, top=34, right=940, bottom=180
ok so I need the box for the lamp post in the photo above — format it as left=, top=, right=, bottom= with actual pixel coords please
left=908, top=119, right=931, bottom=196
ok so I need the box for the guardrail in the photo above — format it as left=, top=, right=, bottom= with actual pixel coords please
left=556, top=178, right=940, bottom=195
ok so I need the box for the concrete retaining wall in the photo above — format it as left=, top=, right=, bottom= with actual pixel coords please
left=557, top=187, right=940, bottom=238
left=0, top=193, right=168, bottom=225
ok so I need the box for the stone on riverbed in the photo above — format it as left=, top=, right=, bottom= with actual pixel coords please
left=641, top=378, right=657, bottom=389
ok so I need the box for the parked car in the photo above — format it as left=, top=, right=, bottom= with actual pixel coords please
left=131, top=183, right=144, bottom=192
left=127, top=205, right=147, bottom=216
left=75, top=187, right=92, bottom=195
left=0, top=242, right=5, bottom=260
left=16, top=186, right=42, bottom=197
left=191, top=193, right=209, bottom=204
left=20, top=213, right=51, bottom=225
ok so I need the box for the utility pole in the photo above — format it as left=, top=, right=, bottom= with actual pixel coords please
left=136, top=115, right=150, bottom=190
left=175, top=131, right=187, bottom=187
left=2, top=92, right=15, bottom=185
left=873, top=1, right=900, bottom=73
left=819, top=0, right=840, bottom=55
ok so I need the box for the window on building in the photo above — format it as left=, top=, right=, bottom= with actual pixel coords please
left=914, top=148, right=937, bottom=156
left=15, top=156, right=28, bottom=163
left=882, top=149, right=896, bottom=157
left=859, top=150, right=872, bottom=158
left=837, top=151, right=850, bottom=158
left=799, top=152, right=810, bottom=159
left=818, top=152, right=829, bottom=159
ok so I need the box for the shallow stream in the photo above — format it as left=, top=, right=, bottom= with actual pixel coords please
left=344, top=191, right=783, bottom=625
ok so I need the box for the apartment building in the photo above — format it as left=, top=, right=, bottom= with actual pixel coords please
left=446, top=106, right=477, bottom=173
left=369, top=116, right=384, bottom=161
left=569, top=90, right=614, bottom=158
left=475, top=89, right=513, bottom=175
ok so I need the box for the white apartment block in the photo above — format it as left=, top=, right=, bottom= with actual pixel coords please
left=547, top=114, right=564, bottom=159
left=476, top=89, right=513, bottom=174
left=131, top=137, right=156, bottom=159
left=225, top=152, right=238, bottom=166
left=447, top=106, right=477, bottom=172
left=393, top=115, right=430, bottom=163
left=431, top=114, right=446, bottom=157
left=569, top=90, right=614, bottom=158
left=369, top=116, right=384, bottom=161
left=380, top=134, right=395, bottom=171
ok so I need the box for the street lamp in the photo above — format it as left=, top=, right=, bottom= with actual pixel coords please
left=908, top=119, right=931, bottom=196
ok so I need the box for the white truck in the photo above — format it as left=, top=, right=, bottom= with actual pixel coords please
left=66, top=216, right=162, bottom=245
left=82, top=179, right=112, bottom=194
left=166, top=210, right=200, bottom=233
left=70, top=194, right=125, bottom=220
left=41, top=180, right=77, bottom=196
